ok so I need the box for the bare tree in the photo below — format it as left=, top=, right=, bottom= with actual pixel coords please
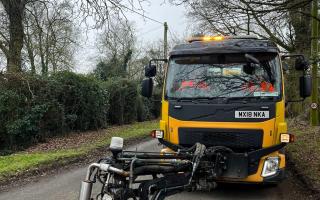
left=98, top=19, right=135, bottom=63
left=0, top=0, right=146, bottom=73
left=124, top=25, right=184, bottom=83
left=77, top=0, right=146, bottom=29
left=173, top=0, right=312, bottom=53
left=128, top=37, right=179, bottom=86
left=94, top=19, right=136, bottom=79
left=24, top=1, right=78, bottom=75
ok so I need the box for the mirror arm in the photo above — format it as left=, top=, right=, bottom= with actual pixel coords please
left=281, top=54, right=305, bottom=60
left=151, top=99, right=162, bottom=102
left=285, top=98, right=304, bottom=105
left=285, top=99, right=304, bottom=108
left=286, top=99, right=304, bottom=103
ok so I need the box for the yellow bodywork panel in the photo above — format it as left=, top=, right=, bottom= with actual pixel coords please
left=159, top=98, right=287, bottom=183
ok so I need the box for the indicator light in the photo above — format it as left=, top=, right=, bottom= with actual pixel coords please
left=150, top=130, right=164, bottom=138
left=280, top=133, right=295, bottom=143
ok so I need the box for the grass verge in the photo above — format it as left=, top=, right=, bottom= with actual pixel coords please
left=287, top=119, right=320, bottom=191
left=0, top=120, right=158, bottom=180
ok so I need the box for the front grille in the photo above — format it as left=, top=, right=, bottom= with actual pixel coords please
left=178, top=128, right=263, bottom=150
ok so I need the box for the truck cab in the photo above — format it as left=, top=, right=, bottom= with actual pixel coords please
left=142, top=36, right=311, bottom=184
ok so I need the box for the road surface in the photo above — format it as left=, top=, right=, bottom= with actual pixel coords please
left=0, top=139, right=307, bottom=200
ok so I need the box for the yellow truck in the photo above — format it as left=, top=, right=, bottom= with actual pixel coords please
left=79, top=36, right=312, bottom=200
left=141, top=35, right=311, bottom=185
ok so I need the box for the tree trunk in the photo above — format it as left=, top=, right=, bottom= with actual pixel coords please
left=38, top=29, right=47, bottom=75
left=1, top=0, right=26, bottom=73
left=286, top=1, right=312, bottom=117
left=26, top=43, right=36, bottom=74
left=52, top=53, right=57, bottom=73
left=44, top=32, right=50, bottom=73
left=25, top=25, right=36, bottom=74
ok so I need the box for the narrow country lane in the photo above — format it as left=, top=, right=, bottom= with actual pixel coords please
left=0, top=139, right=307, bottom=200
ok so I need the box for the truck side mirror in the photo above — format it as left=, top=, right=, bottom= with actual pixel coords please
left=299, top=75, right=312, bottom=98
left=295, top=57, right=309, bottom=71
left=145, top=65, right=157, bottom=77
left=141, top=78, right=153, bottom=98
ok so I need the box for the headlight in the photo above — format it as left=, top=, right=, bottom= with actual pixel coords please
left=261, top=157, right=279, bottom=177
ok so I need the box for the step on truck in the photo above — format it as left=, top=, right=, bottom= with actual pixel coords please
left=79, top=36, right=312, bottom=200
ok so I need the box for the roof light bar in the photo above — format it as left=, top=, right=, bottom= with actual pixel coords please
left=187, top=35, right=258, bottom=43
left=188, top=35, right=225, bottom=43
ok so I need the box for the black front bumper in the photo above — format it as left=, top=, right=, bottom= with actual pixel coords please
left=218, top=143, right=286, bottom=178
left=263, top=168, right=286, bottom=184
left=158, top=138, right=286, bottom=179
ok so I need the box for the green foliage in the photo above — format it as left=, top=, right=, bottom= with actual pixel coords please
left=283, top=68, right=312, bottom=118
left=0, top=71, right=158, bottom=152
left=284, top=70, right=303, bottom=117
left=50, top=71, right=109, bottom=130
left=94, top=60, right=123, bottom=80
left=0, top=72, right=109, bottom=151
left=150, top=87, right=162, bottom=118
left=103, top=78, right=138, bottom=125
left=93, top=51, right=133, bottom=81
left=136, top=95, right=152, bottom=122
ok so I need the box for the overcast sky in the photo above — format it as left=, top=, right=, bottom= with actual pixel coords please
left=74, top=1, right=190, bottom=74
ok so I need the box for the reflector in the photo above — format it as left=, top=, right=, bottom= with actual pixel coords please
left=280, top=133, right=295, bottom=143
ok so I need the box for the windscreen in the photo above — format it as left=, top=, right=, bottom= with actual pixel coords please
left=165, top=53, right=281, bottom=100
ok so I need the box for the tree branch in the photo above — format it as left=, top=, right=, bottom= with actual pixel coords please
left=0, top=40, right=8, bottom=56
left=240, top=0, right=294, bottom=51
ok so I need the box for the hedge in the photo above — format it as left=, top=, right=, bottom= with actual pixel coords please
left=0, top=72, right=159, bottom=152
left=103, top=78, right=138, bottom=125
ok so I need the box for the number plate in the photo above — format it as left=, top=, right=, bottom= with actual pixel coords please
left=235, top=111, right=269, bottom=119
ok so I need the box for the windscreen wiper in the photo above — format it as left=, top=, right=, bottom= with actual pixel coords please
left=179, top=97, right=230, bottom=104
left=168, top=97, right=194, bottom=102
left=226, top=96, right=275, bottom=103
left=169, top=97, right=227, bottom=104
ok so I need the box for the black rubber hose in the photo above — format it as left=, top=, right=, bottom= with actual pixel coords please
left=133, top=165, right=190, bottom=176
